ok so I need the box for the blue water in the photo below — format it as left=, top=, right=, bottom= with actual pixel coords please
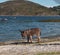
left=0, top=16, right=60, bottom=42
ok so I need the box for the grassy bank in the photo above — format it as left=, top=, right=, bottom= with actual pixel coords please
left=37, top=52, right=60, bottom=55
left=39, top=19, right=60, bottom=22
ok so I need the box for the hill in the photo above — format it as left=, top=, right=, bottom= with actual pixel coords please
left=52, top=6, right=60, bottom=15
left=0, top=0, right=59, bottom=16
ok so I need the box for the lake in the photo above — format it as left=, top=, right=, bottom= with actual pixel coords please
left=0, top=16, right=60, bottom=42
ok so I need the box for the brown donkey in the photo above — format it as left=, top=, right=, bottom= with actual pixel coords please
left=20, top=28, right=41, bottom=43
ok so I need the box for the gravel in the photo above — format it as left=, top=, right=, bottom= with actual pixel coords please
left=0, top=43, right=60, bottom=55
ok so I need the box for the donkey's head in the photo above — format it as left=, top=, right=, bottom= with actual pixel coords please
left=19, top=30, right=27, bottom=39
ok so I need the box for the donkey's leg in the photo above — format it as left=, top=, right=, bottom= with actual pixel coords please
left=37, top=34, right=41, bottom=42
left=30, top=36, right=32, bottom=43
left=37, top=36, right=40, bottom=43
left=37, top=32, right=41, bottom=43
left=27, top=36, right=30, bottom=42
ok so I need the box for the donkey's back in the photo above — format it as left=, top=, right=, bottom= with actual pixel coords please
left=29, top=28, right=41, bottom=36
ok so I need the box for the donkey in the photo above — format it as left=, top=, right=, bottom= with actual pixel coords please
left=19, top=28, right=41, bottom=43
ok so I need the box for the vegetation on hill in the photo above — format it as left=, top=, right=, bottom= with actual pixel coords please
left=0, top=0, right=59, bottom=16
left=49, top=5, right=60, bottom=15
left=52, top=6, right=60, bottom=15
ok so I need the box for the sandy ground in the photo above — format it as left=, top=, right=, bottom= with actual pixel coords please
left=0, top=41, right=60, bottom=55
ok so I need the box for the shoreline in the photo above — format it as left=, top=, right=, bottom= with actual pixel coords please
left=0, top=36, right=60, bottom=45
left=0, top=15, right=60, bottom=16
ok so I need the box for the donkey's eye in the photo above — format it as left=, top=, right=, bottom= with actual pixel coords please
left=23, top=31, right=24, bottom=33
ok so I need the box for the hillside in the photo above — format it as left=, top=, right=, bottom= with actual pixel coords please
left=0, top=0, right=59, bottom=16
left=52, top=6, right=60, bottom=15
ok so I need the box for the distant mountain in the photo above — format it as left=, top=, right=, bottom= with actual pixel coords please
left=0, top=0, right=59, bottom=16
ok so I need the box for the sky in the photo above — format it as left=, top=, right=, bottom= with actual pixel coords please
left=0, top=0, right=8, bottom=3
left=28, top=0, right=60, bottom=7
left=0, top=0, right=60, bottom=7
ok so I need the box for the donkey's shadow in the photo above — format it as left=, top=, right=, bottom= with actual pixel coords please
left=7, top=41, right=60, bottom=46
left=10, top=42, right=33, bottom=45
